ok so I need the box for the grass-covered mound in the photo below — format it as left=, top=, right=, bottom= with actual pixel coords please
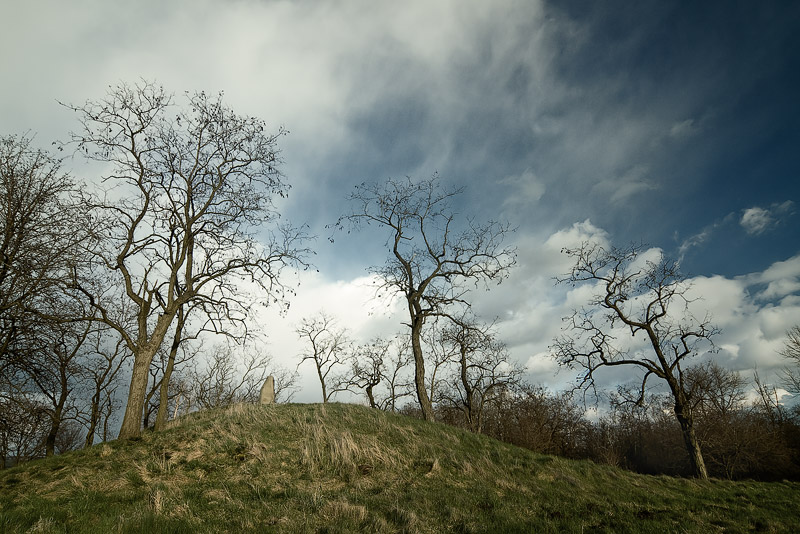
left=1, top=403, right=798, bottom=533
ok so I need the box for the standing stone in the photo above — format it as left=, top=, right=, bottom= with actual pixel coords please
left=259, top=375, right=275, bottom=405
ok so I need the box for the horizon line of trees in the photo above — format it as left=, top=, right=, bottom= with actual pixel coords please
left=292, top=310, right=800, bottom=481
left=2, top=81, right=799, bottom=482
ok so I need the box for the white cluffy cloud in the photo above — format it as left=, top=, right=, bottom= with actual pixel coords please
left=741, top=207, right=773, bottom=235
left=740, top=201, right=794, bottom=235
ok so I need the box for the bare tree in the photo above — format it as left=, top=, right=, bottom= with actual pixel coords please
left=0, top=134, right=95, bottom=457
left=0, top=392, right=49, bottom=467
left=378, top=338, right=415, bottom=412
left=439, top=316, right=522, bottom=433
left=270, top=366, right=301, bottom=403
left=80, top=330, right=129, bottom=448
left=63, top=81, right=309, bottom=439
left=29, top=322, right=90, bottom=457
left=779, top=325, right=800, bottom=395
left=337, top=175, right=515, bottom=420
left=0, top=134, right=87, bottom=380
left=296, top=312, right=351, bottom=403
left=347, top=339, right=385, bottom=409
left=190, top=344, right=276, bottom=409
left=422, top=321, right=456, bottom=409
left=348, top=335, right=413, bottom=411
left=753, top=370, right=788, bottom=426
left=552, top=242, right=718, bottom=479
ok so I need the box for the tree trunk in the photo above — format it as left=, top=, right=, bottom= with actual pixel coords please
left=44, top=405, right=62, bottom=457
left=458, top=349, right=475, bottom=431
left=102, top=396, right=112, bottom=442
left=45, top=368, right=70, bottom=456
left=410, top=318, right=434, bottom=421
left=84, top=399, right=99, bottom=448
left=154, top=356, right=175, bottom=431
left=320, top=376, right=328, bottom=403
left=366, top=384, right=376, bottom=409
left=155, top=307, right=185, bottom=431
left=674, top=399, right=709, bottom=479
left=118, top=311, right=176, bottom=440
left=118, top=349, right=157, bottom=439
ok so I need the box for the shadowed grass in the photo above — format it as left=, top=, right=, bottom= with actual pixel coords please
left=1, top=402, right=798, bottom=533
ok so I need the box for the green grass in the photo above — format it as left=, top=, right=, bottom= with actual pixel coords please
left=1, top=403, right=798, bottom=533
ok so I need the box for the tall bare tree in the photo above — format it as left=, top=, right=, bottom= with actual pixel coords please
left=296, top=312, right=352, bottom=403
left=422, top=321, right=457, bottom=408
left=0, top=392, right=49, bottom=467
left=337, top=175, right=515, bottom=420
left=0, top=134, right=91, bottom=459
left=552, top=242, right=718, bottom=479
left=63, top=81, right=309, bottom=439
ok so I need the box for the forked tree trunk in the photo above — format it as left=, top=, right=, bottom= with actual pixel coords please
left=319, top=367, right=329, bottom=403
left=118, top=311, right=177, bottom=439
left=118, top=347, right=159, bottom=439
left=156, top=307, right=186, bottom=431
left=410, top=318, right=434, bottom=421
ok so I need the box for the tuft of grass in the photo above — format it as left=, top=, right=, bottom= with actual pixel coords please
left=1, top=402, right=799, bottom=533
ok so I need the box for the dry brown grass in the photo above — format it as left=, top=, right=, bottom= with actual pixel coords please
left=297, top=413, right=402, bottom=477
left=322, top=499, right=369, bottom=523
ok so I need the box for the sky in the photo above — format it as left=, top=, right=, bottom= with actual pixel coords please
left=2, top=0, right=799, bottom=403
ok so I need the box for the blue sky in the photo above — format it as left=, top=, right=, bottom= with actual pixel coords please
left=2, top=0, right=799, bottom=400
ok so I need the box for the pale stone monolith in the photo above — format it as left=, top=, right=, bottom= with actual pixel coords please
left=259, top=375, right=275, bottom=405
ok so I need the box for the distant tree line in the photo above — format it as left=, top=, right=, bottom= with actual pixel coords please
left=296, top=310, right=800, bottom=480
left=477, top=362, right=800, bottom=481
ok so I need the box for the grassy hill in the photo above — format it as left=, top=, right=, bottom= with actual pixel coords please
left=1, top=403, right=798, bottom=533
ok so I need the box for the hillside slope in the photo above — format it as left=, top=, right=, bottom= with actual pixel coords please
left=1, top=403, right=798, bottom=533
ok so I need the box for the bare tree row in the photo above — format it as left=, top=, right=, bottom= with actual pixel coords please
left=296, top=310, right=522, bottom=434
